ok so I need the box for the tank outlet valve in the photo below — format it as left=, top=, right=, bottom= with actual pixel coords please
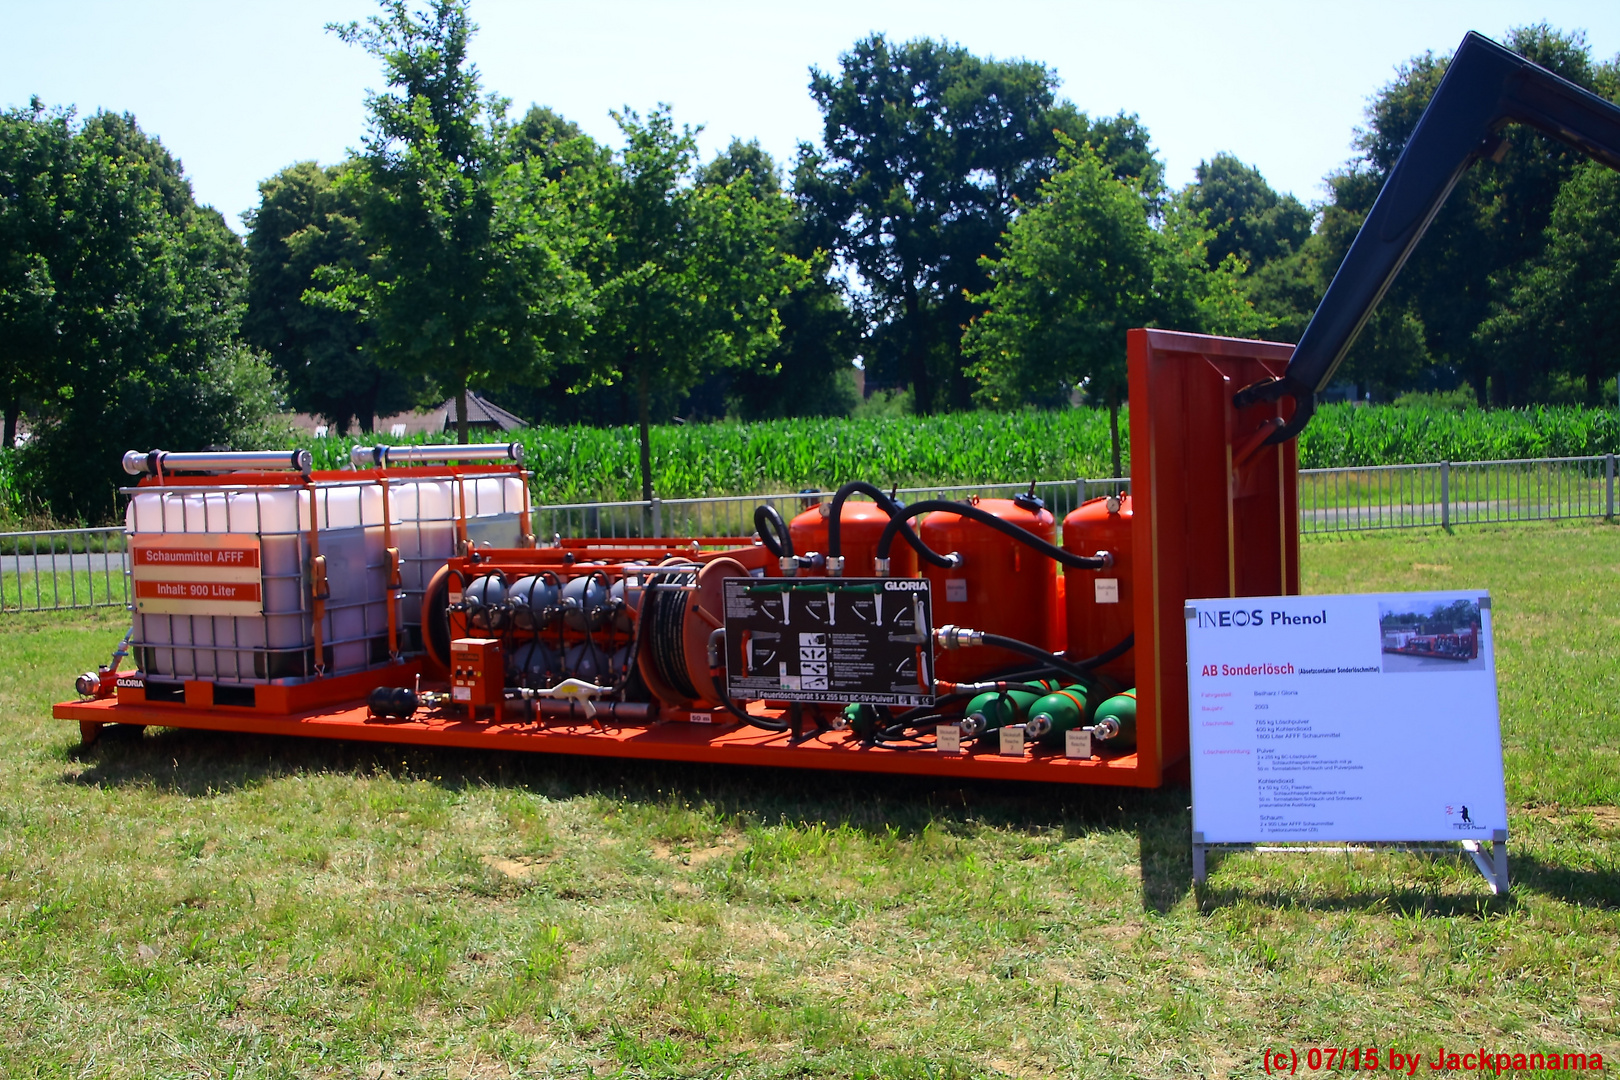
left=825, top=555, right=846, bottom=577
left=1092, top=717, right=1120, bottom=741
left=1093, top=550, right=1114, bottom=569
left=959, top=712, right=988, bottom=738
left=935, top=625, right=984, bottom=650
left=873, top=557, right=891, bottom=578
left=945, top=551, right=965, bottom=569
left=779, top=555, right=799, bottom=578
left=1025, top=712, right=1055, bottom=740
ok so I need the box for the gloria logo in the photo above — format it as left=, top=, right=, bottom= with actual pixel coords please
left=1196, top=608, right=1265, bottom=628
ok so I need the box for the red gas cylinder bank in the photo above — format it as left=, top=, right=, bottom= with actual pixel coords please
left=922, top=496, right=1057, bottom=682
left=790, top=500, right=919, bottom=579
left=1063, top=494, right=1135, bottom=684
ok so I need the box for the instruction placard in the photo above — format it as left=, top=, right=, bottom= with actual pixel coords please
left=1186, top=591, right=1506, bottom=843
left=723, top=578, right=933, bottom=706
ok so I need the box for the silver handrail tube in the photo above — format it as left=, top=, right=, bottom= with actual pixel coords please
left=122, top=449, right=313, bottom=476
left=350, top=443, right=525, bottom=469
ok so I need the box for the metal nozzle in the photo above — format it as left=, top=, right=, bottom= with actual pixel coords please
left=935, top=625, right=984, bottom=650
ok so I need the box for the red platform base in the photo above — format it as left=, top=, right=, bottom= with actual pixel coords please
left=54, top=697, right=1159, bottom=787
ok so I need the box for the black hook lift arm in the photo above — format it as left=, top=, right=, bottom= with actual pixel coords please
left=1235, top=31, right=1620, bottom=444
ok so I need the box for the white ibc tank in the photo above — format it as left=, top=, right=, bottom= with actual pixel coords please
left=128, top=481, right=391, bottom=683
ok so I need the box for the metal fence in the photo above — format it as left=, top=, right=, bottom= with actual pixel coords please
left=4, top=456, right=1615, bottom=614
left=1, top=527, right=128, bottom=614
left=1299, top=455, right=1617, bottom=534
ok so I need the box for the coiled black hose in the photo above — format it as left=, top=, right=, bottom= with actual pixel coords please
left=874, top=499, right=1112, bottom=570
left=823, top=480, right=953, bottom=569
left=754, top=505, right=792, bottom=558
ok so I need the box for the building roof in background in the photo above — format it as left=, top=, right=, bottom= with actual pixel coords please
left=286, top=393, right=527, bottom=438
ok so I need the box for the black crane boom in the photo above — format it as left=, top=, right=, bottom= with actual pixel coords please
left=1234, top=31, right=1620, bottom=442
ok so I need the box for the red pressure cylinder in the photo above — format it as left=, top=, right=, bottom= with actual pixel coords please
left=790, top=500, right=918, bottom=579
left=921, top=498, right=1058, bottom=682
left=1062, top=495, right=1135, bottom=684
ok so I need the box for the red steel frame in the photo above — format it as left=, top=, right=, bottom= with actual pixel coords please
left=56, top=331, right=1302, bottom=788
left=1128, top=329, right=1300, bottom=786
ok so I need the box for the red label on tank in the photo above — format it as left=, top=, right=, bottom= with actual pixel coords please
left=133, top=544, right=260, bottom=568
left=134, top=580, right=262, bottom=603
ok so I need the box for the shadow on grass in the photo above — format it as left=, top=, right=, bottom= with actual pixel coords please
left=68, top=722, right=1203, bottom=911
left=72, top=727, right=1616, bottom=912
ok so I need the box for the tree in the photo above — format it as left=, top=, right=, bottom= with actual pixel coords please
left=3, top=107, right=279, bottom=519
left=325, top=0, right=592, bottom=443
left=1478, top=161, right=1620, bottom=401
left=0, top=99, right=71, bottom=450
left=796, top=35, right=1159, bottom=413
left=574, top=109, right=808, bottom=500
left=1308, top=23, right=1611, bottom=403
left=244, top=161, right=417, bottom=434
left=963, top=138, right=1263, bottom=476
left=694, top=139, right=857, bottom=420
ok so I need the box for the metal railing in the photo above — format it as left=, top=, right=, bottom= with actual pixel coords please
left=0, top=527, right=129, bottom=614
left=1298, top=455, right=1616, bottom=534
left=4, top=456, right=1615, bottom=614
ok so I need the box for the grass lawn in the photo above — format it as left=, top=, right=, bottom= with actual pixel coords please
left=0, top=522, right=1616, bottom=1077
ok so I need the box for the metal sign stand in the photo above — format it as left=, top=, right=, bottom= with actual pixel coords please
left=1192, top=830, right=1509, bottom=895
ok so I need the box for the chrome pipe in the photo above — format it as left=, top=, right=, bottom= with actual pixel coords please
left=350, top=442, right=524, bottom=469
left=122, top=449, right=313, bottom=476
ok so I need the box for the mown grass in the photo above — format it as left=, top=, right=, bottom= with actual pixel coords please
left=0, top=524, right=1616, bottom=1077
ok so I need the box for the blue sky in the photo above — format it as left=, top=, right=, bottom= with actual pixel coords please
left=4, top=1, right=1618, bottom=233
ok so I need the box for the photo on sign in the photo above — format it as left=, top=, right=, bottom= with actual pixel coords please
left=1377, top=598, right=1484, bottom=673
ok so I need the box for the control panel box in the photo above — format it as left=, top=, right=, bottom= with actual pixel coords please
left=450, top=637, right=504, bottom=708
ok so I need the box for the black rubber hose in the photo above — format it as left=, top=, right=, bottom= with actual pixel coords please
left=707, top=665, right=790, bottom=732
left=974, top=632, right=1134, bottom=684
left=823, top=480, right=948, bottom=567
left=754, top=504, right=792, bottom=558
left=875, top=499, right=1111, bottom=570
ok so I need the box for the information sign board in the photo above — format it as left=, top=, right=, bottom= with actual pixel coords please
left=1186, top=591, right=1506, bottom=852
left=723, top=578, right=933, bottom=706
left=130, top=533, right=264, bottom=617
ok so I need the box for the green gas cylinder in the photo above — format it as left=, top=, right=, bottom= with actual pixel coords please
left=1024, top=686, right=1090, bottom=745
left=961, top=681, right=1057, bottom=743
left=1092, top=689, right=1137, bottom=750
left=842, top=702, right=881, bottom=740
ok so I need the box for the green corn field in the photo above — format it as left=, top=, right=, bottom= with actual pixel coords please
left=297, top=402, right=1620, bottom=505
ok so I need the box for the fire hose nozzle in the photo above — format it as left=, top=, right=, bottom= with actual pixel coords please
left=935, top=625, right=984, bottom=650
